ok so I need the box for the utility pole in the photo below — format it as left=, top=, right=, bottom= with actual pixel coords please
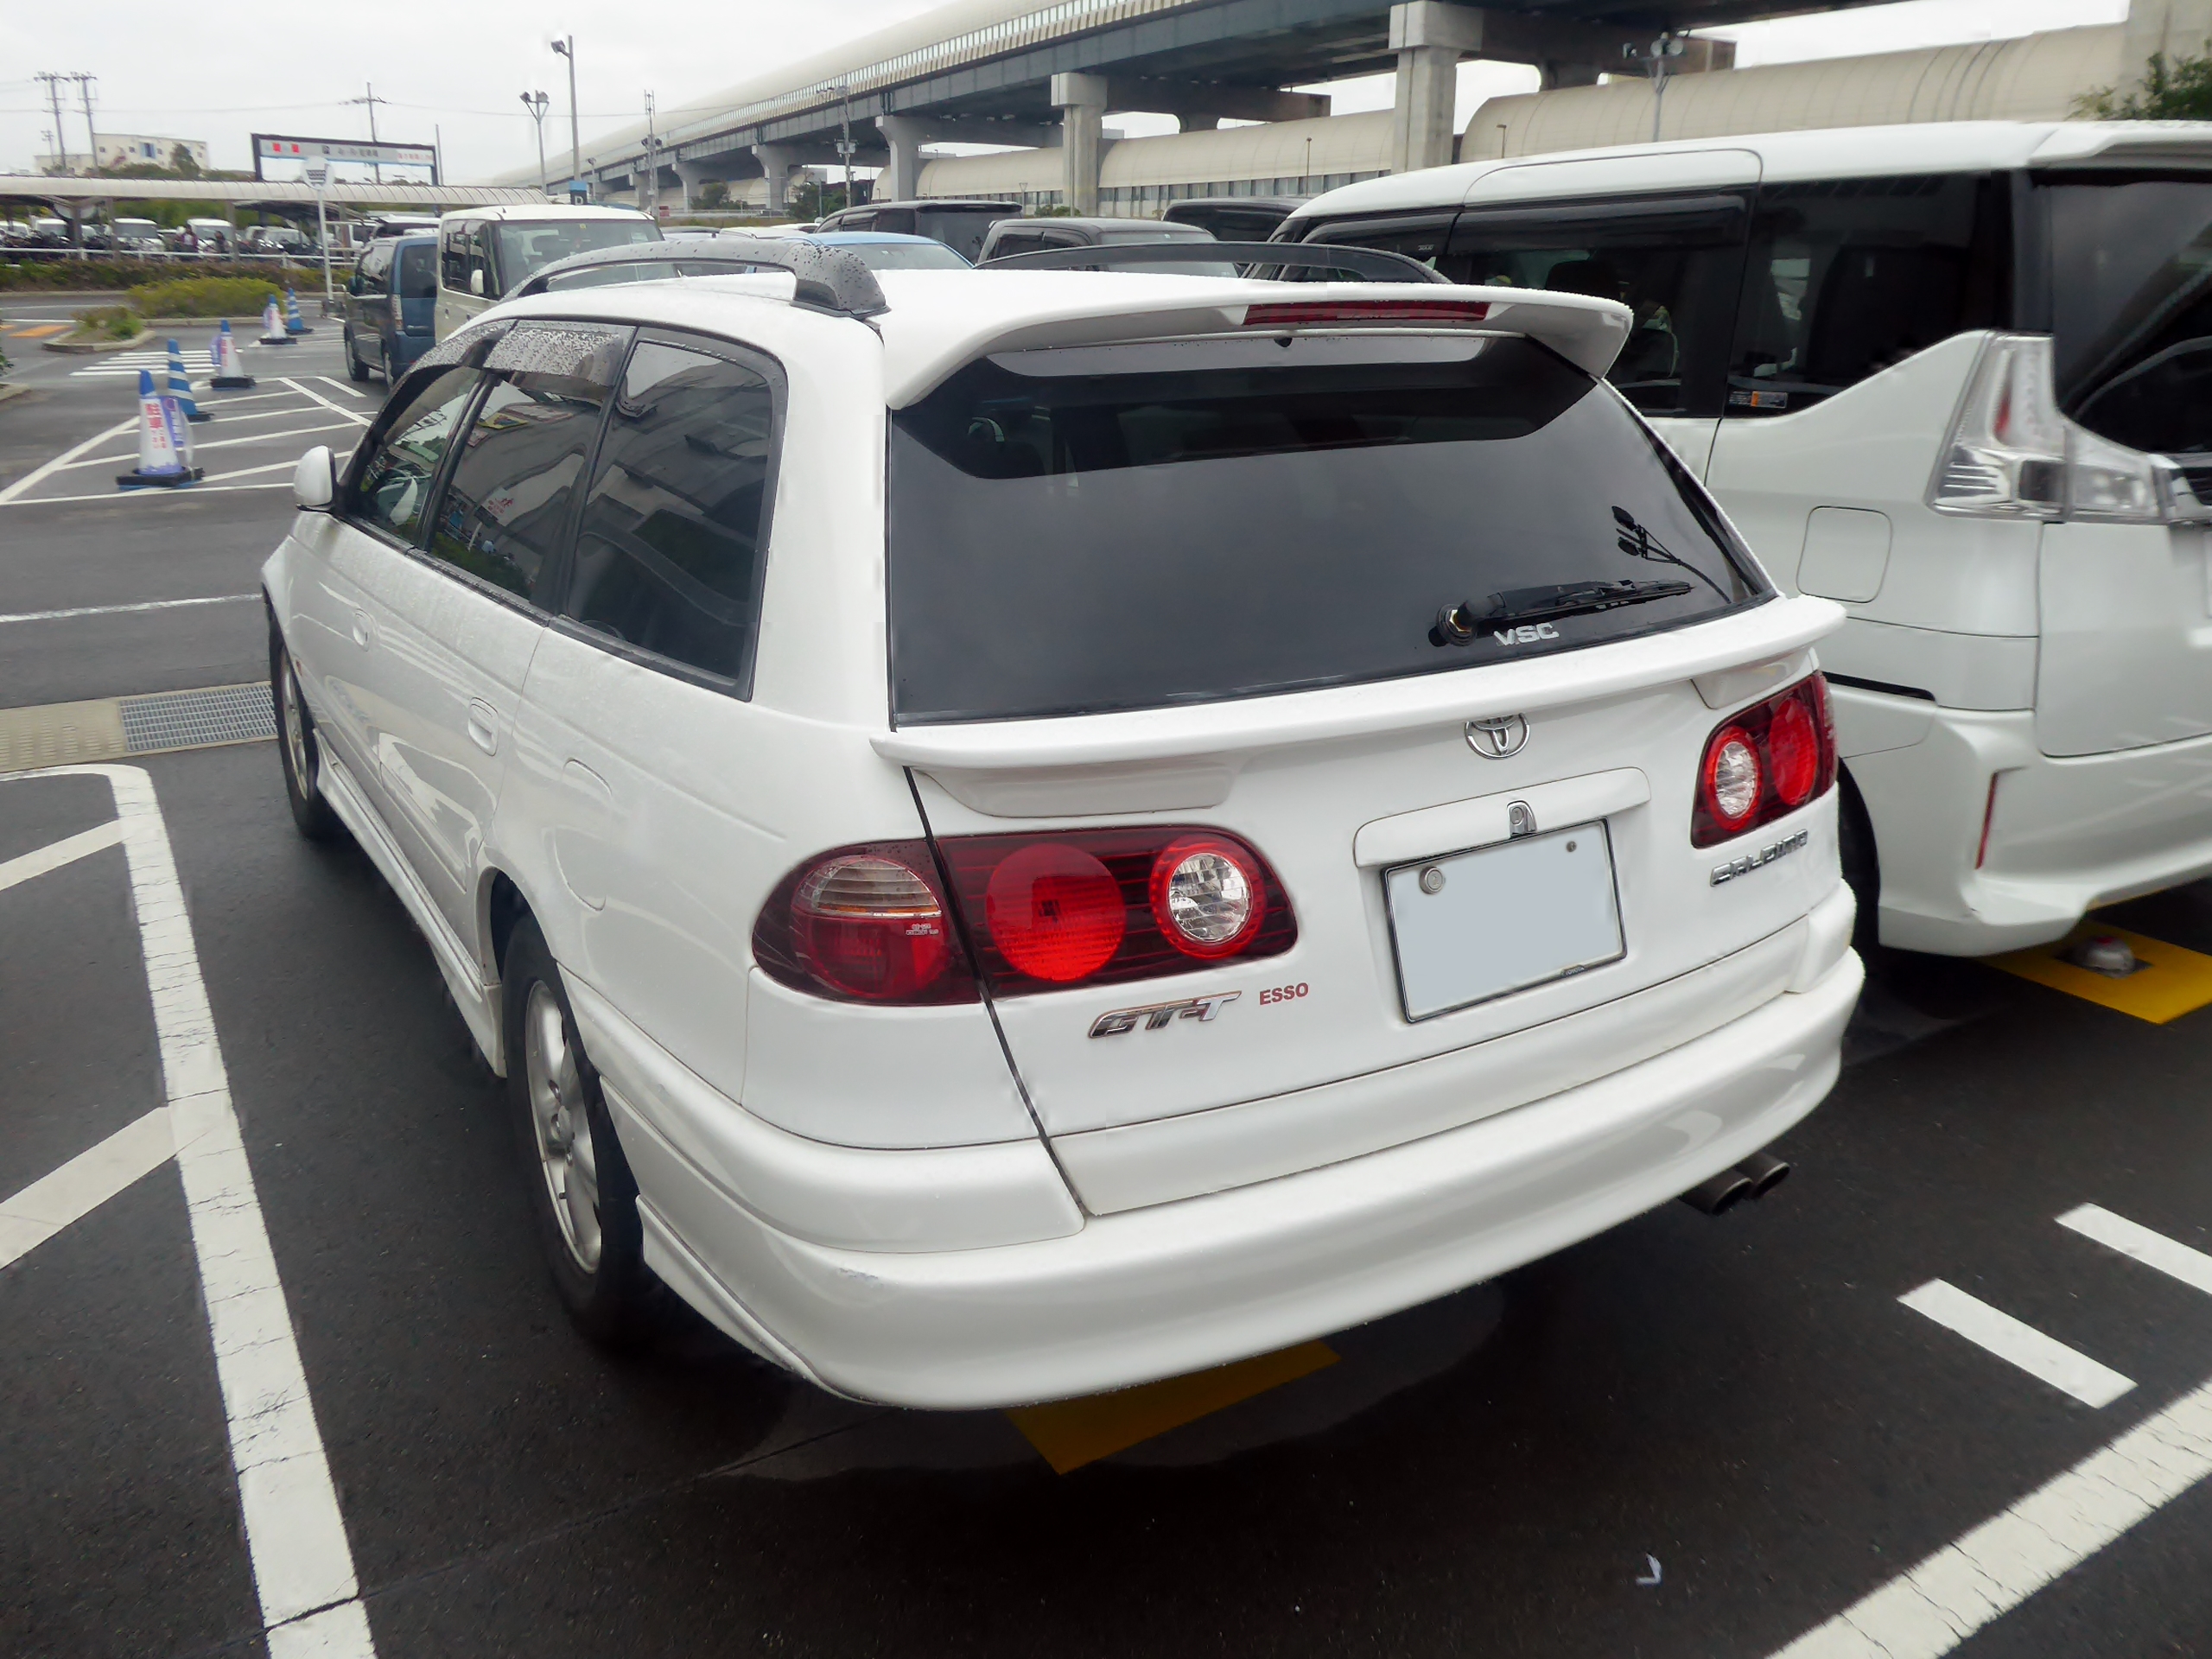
left=71, top=73, right=99, bottom=172
left=522, top=92, right=550, bottom=195
left=640, top=92, right=658, bottom=217
left=345, top=83, right=391, bottom=182
left=552, top=37, right=582, bottom=196
left=1622, top=33, right=1688, bottom=144
left=34, top=73, right=68, bottom=174
left=833, top=81, right=855, bottom=211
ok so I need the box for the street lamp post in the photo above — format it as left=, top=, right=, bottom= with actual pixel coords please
left=1622, top=33, right=1688, bottom=144
left=521, top=91, right=550, bottom=196
left=304, top=160, right=334, bottom=312
left=833, top=81, right=855, bottom=212
left=551, top=37, right=582, bottom=197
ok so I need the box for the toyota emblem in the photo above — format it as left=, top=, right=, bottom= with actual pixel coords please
left=1465, top=714, right=1529, bottom=759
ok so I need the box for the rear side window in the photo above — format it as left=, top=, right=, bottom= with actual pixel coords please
left=425, top=325, right=626, bottom=605
left=397, top=244, right=435, bottom=299
left=347, top=367, right=482, bottom=545
left=2041, top=174, right=2212, bottom=456
left=1446, top=195, right=1751, bottom=418
left=918, top=208, right=1008, bottom=262
left=987, top=229, right=1051, bottom=260
left=566, top=340, right=780, bottom=690
left=888, top=334, right=1765, bottom=724
left=1726, top=174, right=2009, bottom=416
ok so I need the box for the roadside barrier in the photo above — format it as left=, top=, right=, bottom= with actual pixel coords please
left=164, top=340, right=212, bottom=424
left=117, top=368, right=203, bottom=490
left=208, top=320, right=255, bottom=389
left=284, top=287, right=314, bottom=335
left=257, top=294, right=293, bottom=346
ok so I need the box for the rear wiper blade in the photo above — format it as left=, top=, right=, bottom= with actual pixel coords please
left=1433, top=579, right=1693, bottom=645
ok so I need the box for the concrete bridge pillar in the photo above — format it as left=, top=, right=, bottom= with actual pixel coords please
left=1390, top=2, right=1483, bottom=175
left=876, top=115, right=927, bottom=203
left=672, top=160, right=709, bottom=213
left=752, top=143, right=798, bottom=213
left=1052, top=72, right=1109, bottom=214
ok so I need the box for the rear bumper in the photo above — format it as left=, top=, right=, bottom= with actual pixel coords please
left=1846, top=696, right=2212, bottom=956
left=617, top=950, right=1862, bottom=1410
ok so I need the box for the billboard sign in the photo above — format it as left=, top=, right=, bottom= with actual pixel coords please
left=252, top=133, right=439, bottom=179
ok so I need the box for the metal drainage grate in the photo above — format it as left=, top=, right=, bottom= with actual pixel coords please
left=119, top=683, right=276, bottom=754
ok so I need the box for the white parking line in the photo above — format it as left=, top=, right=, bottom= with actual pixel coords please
left=1770, top=1370, right=2212, bottom=1658
left=0, top=1109, right=175, bottom=1272
left=1897, top=1280, right=2135, bottom=1408
left=0, top=481, right=292, bottom=509
left=281, top=378, right=374, bottom=428
left=66, top=421, right=357, bottom=474
left=20, top=766, right=377, bottom=1656
left=0, top=817, right=124, bottom=892
left=0, top=416, right=138, bottom=505
left=2059, top=1205, right=2212, bottom=1296
left=315, top=377, right=372, bottom=399
left=0, top=594, right=258, bottom=626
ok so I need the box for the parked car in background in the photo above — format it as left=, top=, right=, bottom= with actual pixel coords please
left=1283, top=120, right=2212, bottom=959
left=433, top=204, right=660, bottom=340
left=802, top=230, right=972, bottom=270
left=342, top=233, right=437, bottom=384
left=979, top=214, right=1232, bottom=274
left=110, top=217, right=166, bottom=254
left=811, top=198, right=1021, bottom=261
left=1162, top=195, right=1307, bottom=240
left=264, top=246, right=1857, bottom=1407
left=183, top=219, right=237, bottom=256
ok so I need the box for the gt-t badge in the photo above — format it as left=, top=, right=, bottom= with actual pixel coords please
left=1090, top=991, right=1241, bottom=1038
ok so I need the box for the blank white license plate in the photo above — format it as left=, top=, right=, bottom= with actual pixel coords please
left=1383, top=823, right=1624, bottom=1021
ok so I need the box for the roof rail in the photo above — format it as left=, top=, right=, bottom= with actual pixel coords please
left=511, top=236, right=891, bottom=319
left=978, top=241, right=1448, bottom=283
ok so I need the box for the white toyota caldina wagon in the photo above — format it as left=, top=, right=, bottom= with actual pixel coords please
left=264, top=245, right=1861, bottom=1408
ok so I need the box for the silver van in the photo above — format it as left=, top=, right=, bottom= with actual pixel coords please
left=433, top=206, right=660, bottom=340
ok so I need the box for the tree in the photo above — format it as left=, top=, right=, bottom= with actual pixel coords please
left=2078, top=44, right=2212, bottom=120
left=698, top=179, right=728, bottom=208
left=169, top=143, right=202, bottom=179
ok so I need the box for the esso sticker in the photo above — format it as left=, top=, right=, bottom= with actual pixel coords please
left=1258, top=982, right=1309, bottom=1007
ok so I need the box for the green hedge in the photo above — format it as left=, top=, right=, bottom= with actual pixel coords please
left=72, top=305, right=144, bottom=340
left=126, top=276, right=283, bottom=319
left=0, top=257, right=315, bottom=293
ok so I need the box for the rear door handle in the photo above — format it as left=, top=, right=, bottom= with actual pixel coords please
left=466, top=699, right=499, bottom=756
left=350, top=609, right=375, bottom=648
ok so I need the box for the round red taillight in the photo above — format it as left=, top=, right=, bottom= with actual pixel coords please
left=985, top=843, right=1126, bottom=982
left=1150, top=836, right=1265, bottom=958
left=793, top=855, right=950, bottom=1000
left=1767, top=697, right=1821, bottom=807
left=1704, top=728, right=1762, bottom=827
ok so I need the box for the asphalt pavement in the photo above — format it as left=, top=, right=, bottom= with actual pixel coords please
left=5, top=341, right=2212, bottom=1659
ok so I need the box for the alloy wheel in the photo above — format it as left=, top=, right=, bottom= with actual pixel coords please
left=524, top=980, right=601, bottom=1272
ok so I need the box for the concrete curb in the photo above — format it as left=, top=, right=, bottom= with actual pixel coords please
left=0, top=382, right=34, bottom=407
left=42, top=331, right=149, bottom=355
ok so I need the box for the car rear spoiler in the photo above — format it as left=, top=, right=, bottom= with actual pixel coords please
left=880, top=280, right=1634, bottom=403
left=980, top=241, right=1447, bottom=283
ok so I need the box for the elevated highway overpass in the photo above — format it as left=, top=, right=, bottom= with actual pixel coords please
left=510, top=0, right=1878, bottom=214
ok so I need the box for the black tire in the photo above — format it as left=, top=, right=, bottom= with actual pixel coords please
left=344, top=329, right=370, bottom=382
left=503, top=918, right=657, bottom=1345
left=1838, top=768, right=1881, bottom=956
left=270, top=622, right=341, bottom=841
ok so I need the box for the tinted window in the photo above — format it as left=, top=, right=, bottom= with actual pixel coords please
left=917, top=207, right=1011, bottom=261
left=1445, top=195, right=1750, bottom=417
left=870, top=208, right=917, bottom=235
left=348, top=367, right=482, bottom=545
left=397, top=245, right=435, bottom=298
left=426, top=343, right=619, bottom=604
left=889, top=334, right=1764, bottom=723
left=2043, top=175, right=2212, bottom=455
left=567, top=340, right=779, bottom=688
left=1726, top=174, right=2008, bottom=416
left=986, top=229, right=1051, bottom=261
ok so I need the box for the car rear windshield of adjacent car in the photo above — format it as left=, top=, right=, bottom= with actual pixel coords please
left=887, top=334, right=1766, bottom=724
left=2041, top=172, right=2212, bottom=456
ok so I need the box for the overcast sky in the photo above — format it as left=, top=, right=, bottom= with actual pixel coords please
left=0, top=0, right=2130, bottom=184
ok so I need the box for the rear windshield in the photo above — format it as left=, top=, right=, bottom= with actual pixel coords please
left=397, top=245, right=435, bottom=298
left=493, top=219, right=660, bottom=292
left=2042, top=173, right=2212, bottom=455
left=916, top=208, right=1012, bottom=262
left=887, top=334, right=1765, bottom=723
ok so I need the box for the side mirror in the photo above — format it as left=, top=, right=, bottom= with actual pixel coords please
left=469, top=268, right=485, bottom=296
left=292, top=446, right=335, bottom=512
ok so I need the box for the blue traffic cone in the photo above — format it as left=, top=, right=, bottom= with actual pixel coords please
left=209, top=319, right=255, bottom=388
left=164, top=340, right=212, bottom=423
left=284, top=286, right=314, bottom=335
left=116, top=369, right=203, bottom=490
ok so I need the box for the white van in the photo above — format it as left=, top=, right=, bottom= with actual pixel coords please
left=432, top=204, right=659, bottom=340
left=1283, top=121, right=2212, bottom=956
